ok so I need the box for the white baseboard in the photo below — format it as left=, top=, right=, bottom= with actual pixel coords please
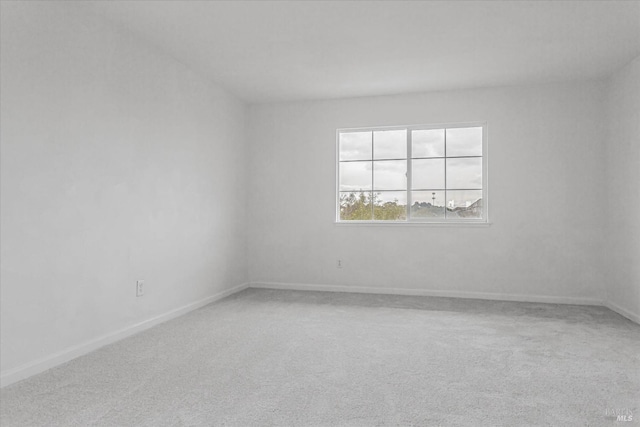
left=0, top=282, right=249, bottom=388
left=248, top=281, right=601, bottom=306
left=604, top=300, right=640, bottom=325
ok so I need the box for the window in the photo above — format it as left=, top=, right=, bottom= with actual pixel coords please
left=337, top=123, right=487, bottom=223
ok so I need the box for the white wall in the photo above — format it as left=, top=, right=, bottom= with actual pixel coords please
left=248, top=82, right=607, bottom=302
left=0, top=2, right=247, bottom=377
left=604, top=56, right=640, bottom=321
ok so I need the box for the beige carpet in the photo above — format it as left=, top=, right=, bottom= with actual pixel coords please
left=1, top=288, right=639, bottom=426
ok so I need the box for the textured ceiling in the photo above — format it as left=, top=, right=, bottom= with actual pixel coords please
left=83, top=1, right=640, bottom=103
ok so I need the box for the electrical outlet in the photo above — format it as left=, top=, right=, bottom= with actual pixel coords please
left=337, top=259, right=343, bottom=269
left=136, top=280, right=144, bottom=297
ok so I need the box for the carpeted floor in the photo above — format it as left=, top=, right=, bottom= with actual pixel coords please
left=1, top=288, right=639, bottom=426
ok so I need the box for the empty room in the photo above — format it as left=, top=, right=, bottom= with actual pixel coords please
left=1, top=1, right=639, bottom=425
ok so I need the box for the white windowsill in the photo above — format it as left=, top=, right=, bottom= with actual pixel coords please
left=334, top=221, right=492, bottom=227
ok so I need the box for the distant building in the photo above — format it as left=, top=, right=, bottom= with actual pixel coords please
left=446, top=198, right=482, bottom=217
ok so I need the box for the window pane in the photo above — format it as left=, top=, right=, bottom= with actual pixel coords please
left=446, top=127, right=482, bottom=157
left=446, top=157, right=482, bottom=189
left=446, top=190, right=483, bottom=219
left=410, top=191, right=445, bottom=219
left=373, top=160, right=406, bottom=190
left=373, top=130, right=406, bottom=160
left=340, top=191, right=373, bottom=220
left=412, top=159, right=445, bottom=189
left=339, top=132, right=371, bottom=161
left=412, top=129, right=444, bottom=158
left=373, top=191, right=407, bottom=221
left=339, top=161, right=372, bottom=191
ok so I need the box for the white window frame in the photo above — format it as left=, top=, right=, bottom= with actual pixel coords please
left=335, top=122, right=489, bottom=225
